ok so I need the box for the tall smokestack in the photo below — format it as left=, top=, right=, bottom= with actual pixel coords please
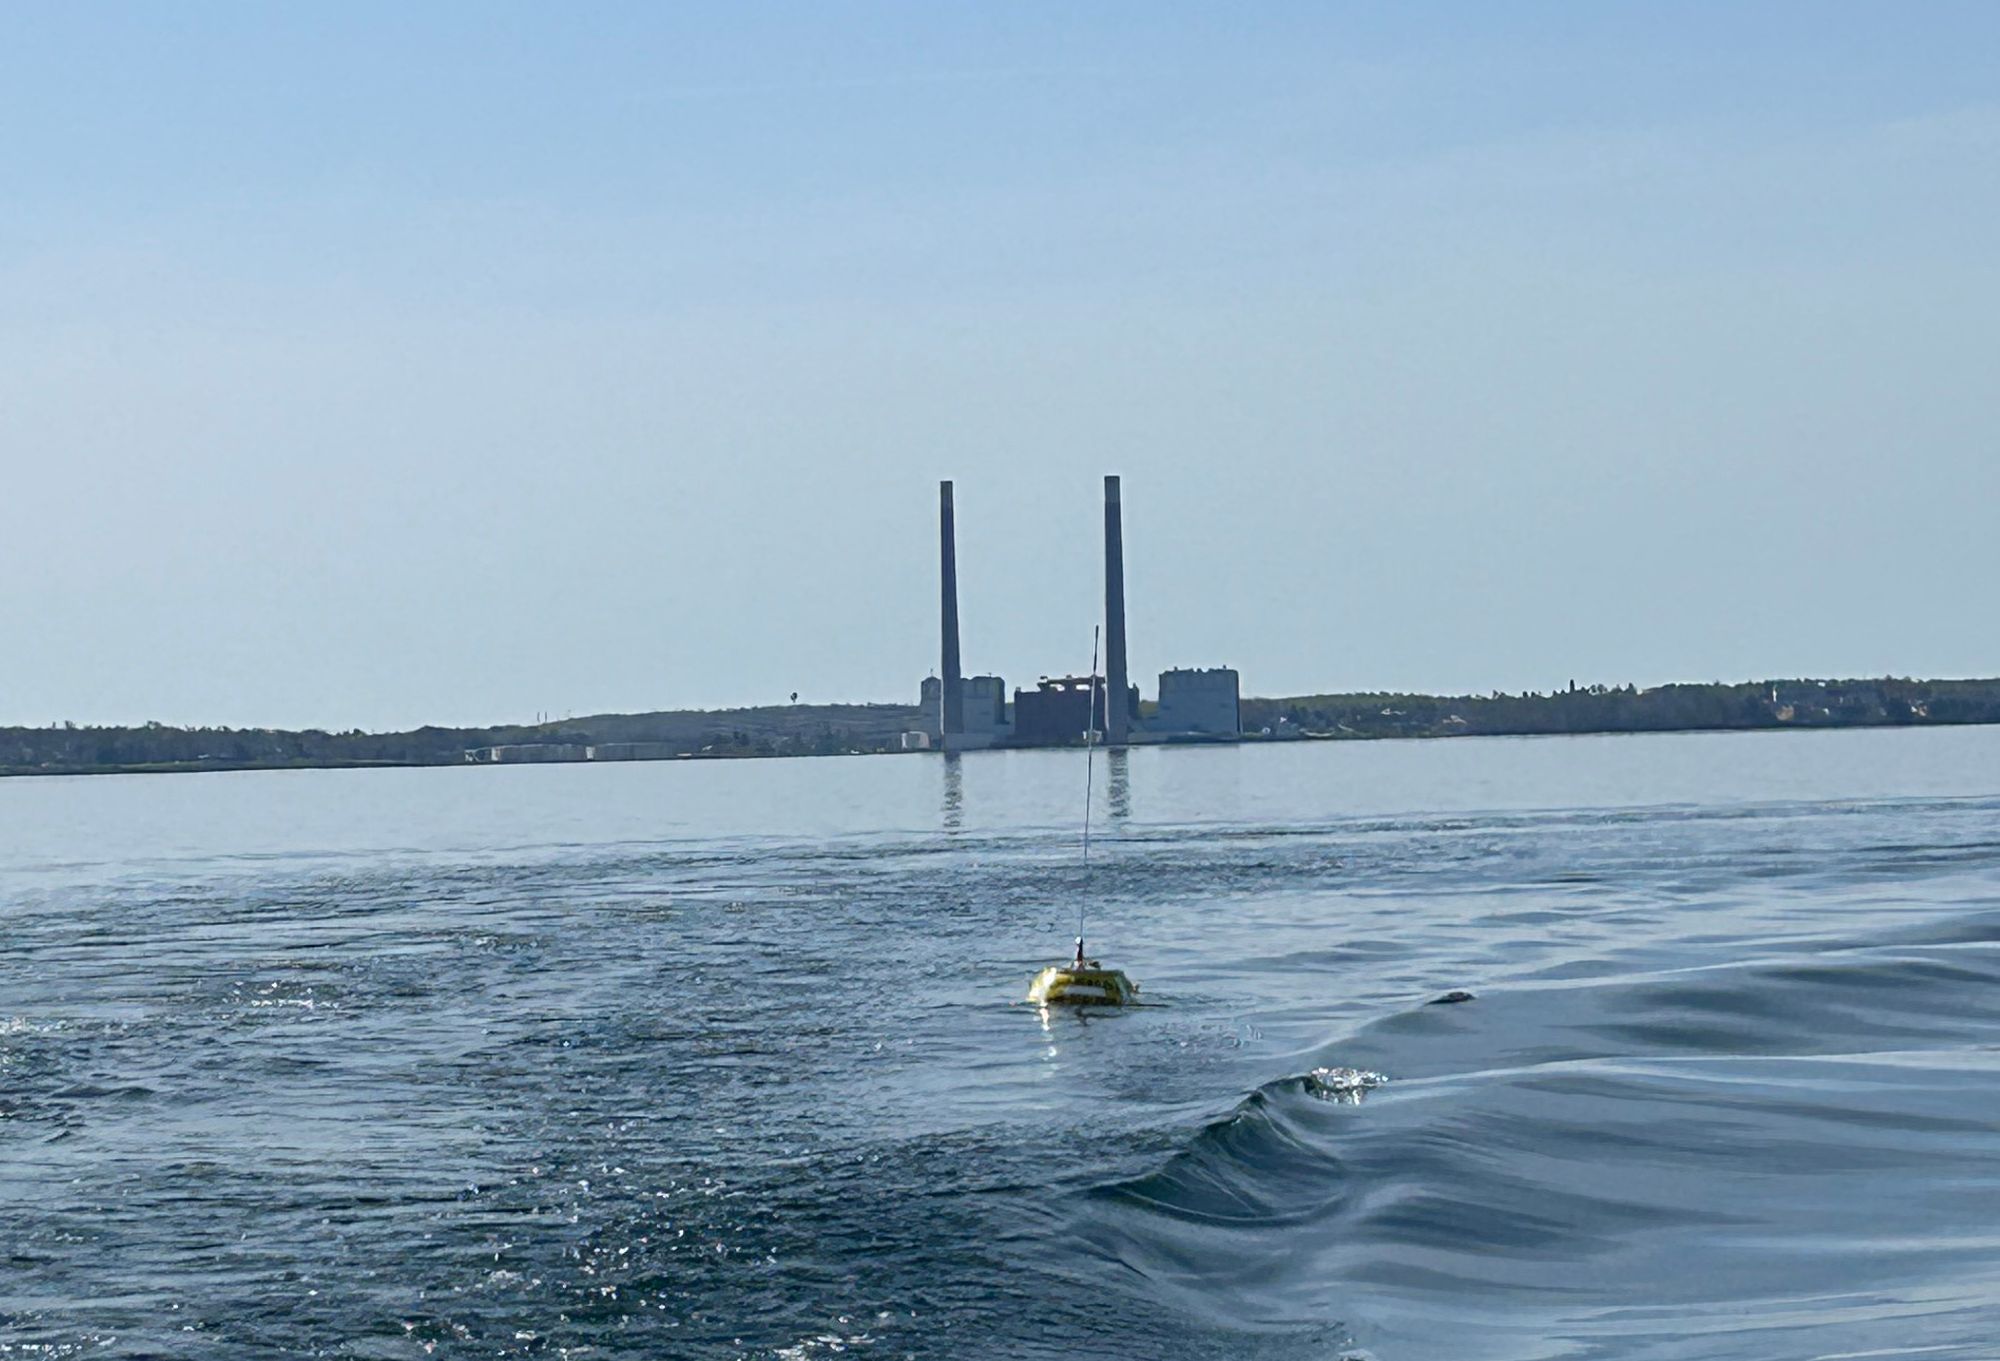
left=939, top=480, right=964, bottom=745
left=1103, top=474, right=1130, bottom=745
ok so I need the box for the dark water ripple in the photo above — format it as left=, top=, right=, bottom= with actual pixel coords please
left=4, top=757, right=2000, bottom=1358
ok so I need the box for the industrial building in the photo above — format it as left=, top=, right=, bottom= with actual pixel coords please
left=587, top=742, right=682, bottom=761
left=467, top=743, right=589, bottom=764
left=1012, top=675, right=1142, bottom=747
left=926, top=475, right=1241, bottom=750
left=919, top=674, right=1009, bottom=747
left=1153, top=667, right=1242, bottom=739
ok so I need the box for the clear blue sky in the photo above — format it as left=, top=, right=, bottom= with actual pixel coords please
left=4, top=4, right=1996, bottom=729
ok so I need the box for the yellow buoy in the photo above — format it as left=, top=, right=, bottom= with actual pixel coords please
left=1027, top=956, right=1137, bottom=1006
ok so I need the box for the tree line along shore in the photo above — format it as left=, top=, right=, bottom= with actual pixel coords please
left=3, top=676, right=1997, bottom=778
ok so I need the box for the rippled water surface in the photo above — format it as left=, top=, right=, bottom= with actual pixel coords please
left=5, top=727, right=1999, bottom=1359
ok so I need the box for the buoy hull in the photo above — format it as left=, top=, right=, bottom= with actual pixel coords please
left=1027, top=964, right=1136, bottom=1006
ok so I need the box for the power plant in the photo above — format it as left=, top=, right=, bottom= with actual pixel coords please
left=921, top=476, right=1241, bottom=752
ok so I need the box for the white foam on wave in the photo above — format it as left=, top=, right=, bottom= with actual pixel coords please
left=1303, top=1067, right=1389, bottom=1104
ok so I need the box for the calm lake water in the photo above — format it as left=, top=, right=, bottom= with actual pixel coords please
left=4, top=727, right=1999, bottom=1359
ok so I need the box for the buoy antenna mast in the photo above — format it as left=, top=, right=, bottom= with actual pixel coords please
left=1078, top=624, right=1100, bottom=965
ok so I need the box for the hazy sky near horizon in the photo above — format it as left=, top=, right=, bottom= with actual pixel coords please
left=4, top=4, right=1998, bottom=730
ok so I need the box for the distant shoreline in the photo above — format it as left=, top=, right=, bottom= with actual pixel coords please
left=5, top=677, right=1997, bottom=779
left=3, top=718, right=1998, bottom=782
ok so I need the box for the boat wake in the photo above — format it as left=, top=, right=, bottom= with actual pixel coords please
left=1063, top=929, right=2000, bottom=1360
